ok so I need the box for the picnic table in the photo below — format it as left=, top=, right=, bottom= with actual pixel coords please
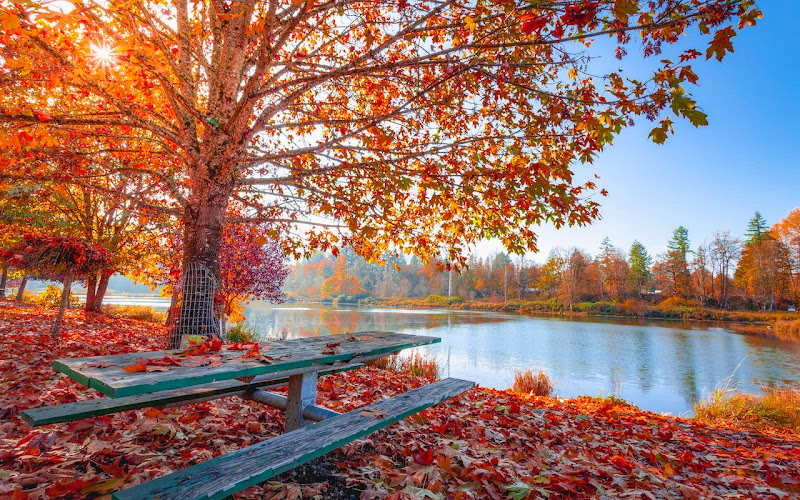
left=22, top=331, right=474, bottom=500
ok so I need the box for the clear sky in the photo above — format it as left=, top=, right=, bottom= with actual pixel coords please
left=483, top=1, right=800, bottom=263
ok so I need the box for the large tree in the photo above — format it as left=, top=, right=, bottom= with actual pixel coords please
left=0, top=0, right=761, bottom=330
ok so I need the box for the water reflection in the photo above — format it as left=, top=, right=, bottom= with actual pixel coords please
left=249, top=304, right=800, bottom=415
left=100, top=297, right=800, bottom=415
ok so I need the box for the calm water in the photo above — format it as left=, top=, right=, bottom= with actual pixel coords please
left=103, top=296, right=800, bottom=415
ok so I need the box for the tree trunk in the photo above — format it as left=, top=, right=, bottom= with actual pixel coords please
left=170, top=183, right=230, bottom=348
left=16, top=277, right=28, bottom=301
left=93, top=270, right=113, bottom=311
left=0, top=262, right=7, bottom=299
left=85, top=272, right=98, bottom=311
left=52, top=273, right=74, bottom=337
left=85, top=269, right=112, bottom=312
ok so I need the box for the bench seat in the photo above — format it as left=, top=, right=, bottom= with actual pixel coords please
left=112, top=377, right=474, bottom=500
left=21, top=365, right=360, bottom=426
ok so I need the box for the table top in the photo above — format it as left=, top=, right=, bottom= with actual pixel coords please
left=54, top=331, right=439, bottom=398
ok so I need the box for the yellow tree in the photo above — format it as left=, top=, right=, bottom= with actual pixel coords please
left=773, top=209, right=800, bottom=301
left=0, top=0, right=762, bottom=329
left=321, top=256, right=361, bottom=298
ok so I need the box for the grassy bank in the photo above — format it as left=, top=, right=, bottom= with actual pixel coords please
left=352, top=295, right=800, bottom=342
left=695, top=386, right=800, bottom=433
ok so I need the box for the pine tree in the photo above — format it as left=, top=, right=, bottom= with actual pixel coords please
left=667, top=226, right=691, bottom=261
left=628, top=241, right=652, bottom=296
left=746, top=211, right=768, bottom=243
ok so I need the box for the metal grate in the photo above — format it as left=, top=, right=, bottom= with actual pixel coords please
left=167, top=262, right=222, bottom=349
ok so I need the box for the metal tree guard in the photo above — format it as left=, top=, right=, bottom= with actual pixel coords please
left=167, top=262, right=222, bottom=349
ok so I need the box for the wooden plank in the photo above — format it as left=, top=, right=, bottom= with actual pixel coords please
left=22, top=365, right=361, bottom=427
left=54, top=331, right=439, bottom=398
left=112, top=378, right=474, bottom=500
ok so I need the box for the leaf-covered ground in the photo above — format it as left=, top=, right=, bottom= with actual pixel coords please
left=1, top=302, right=799, bottom=499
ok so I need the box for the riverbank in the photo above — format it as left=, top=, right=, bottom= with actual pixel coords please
left=349, top=296, right=800, bottom=343
left=1, top=302, right=798, bottom=499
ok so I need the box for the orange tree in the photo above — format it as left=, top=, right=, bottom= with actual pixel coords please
left=0, top=0, right=762, bottom=328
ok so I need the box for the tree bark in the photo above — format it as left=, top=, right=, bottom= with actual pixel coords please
left=0, top=262, right=7, bottom=299
left=85, top=272, right=98, bottom=311
left=170, top=179, right=230, bottom=348
left=16, top=277, right=28, bottom=301
left=52, top=273, right=74, bottom=337
left=93, top=270, right=112, bottom=311
left=85, top=269, right=112, bottom=312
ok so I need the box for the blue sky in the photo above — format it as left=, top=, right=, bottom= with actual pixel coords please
left=484, top=1, right=800, bottom=262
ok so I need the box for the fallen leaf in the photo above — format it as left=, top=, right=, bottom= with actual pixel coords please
left=122, top=363, right=147, bottom=372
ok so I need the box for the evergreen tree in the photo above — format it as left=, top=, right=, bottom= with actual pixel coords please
left=628, top=241, right=652, bottom=296
left=667, top=226, right=691, bottom=261
left=746, top=211, right=768, bottom=243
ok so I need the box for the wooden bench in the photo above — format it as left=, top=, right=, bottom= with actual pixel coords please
left=112, top=378, right=474, bottom=500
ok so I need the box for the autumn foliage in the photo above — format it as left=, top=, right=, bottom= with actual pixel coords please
left=2, top=234, right=111, bottom=280
left=1, top=303, right=799, bottom=499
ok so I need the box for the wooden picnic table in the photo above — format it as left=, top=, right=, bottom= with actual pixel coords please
left=22, top=331, right=474, bottom=500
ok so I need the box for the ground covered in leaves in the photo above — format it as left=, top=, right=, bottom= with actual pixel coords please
left=1, top=302, right=799, bottom=499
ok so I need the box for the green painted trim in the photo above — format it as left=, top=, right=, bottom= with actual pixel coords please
left=22, top=365, right=361, bottom=426
left=52, top=359, right=89, bottom=387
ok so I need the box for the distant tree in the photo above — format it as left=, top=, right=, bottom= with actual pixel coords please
left=709, top=231, right=740, bottom=309
left=772, top=209, right=800, bottom=302
left=628, top=241, right=652, bottom=297
left=746, top=211, right=769, bottom=243
left=559, top=248, right=594, bottom=309
left=735, top=231, right=791, bottom=310
left=538, top=249, right=567, bottom=299
left=321, top=256, right=362, bottom=298
left=598, top=238, right=629, bottom=300
left=667, top=226, right=692, bottom=261
left=692, top=244, right=711, bottom=304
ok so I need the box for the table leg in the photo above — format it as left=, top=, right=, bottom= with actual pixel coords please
left=285, top=371, right=318, bottom=432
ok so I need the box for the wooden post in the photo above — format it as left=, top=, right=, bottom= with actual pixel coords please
left=284, top=372, right=318, bottom=432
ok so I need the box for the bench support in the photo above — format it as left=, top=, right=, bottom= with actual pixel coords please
left=244, top=389, right=339, bottom=423
left=285, top=371, right=318, bottom=431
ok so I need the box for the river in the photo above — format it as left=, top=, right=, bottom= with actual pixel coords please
left=102, top=296, right=800, bottom=416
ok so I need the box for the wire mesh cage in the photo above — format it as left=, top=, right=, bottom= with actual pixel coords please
left=167, top=262, right=222, bottom=349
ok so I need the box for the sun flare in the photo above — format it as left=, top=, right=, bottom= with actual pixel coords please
left=89, top=43, right=116, bottom=66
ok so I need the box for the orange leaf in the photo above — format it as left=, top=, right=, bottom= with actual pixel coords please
left=122, top=363, right=147, bottom=372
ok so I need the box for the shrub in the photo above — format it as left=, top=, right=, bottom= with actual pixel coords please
left=37, top=284, right=80, bottom=308
left=694, top=386, right=800, bottom=433
left=367, top=352, right=440, bottom=379
left=658, top=296, right=700, bottom=309
left=226, top=322, right=256, bottom=343
left=103, top=304, right=167, bottom=324
left=424, top=294, right=464, bottom=306
left=620, top=299, right=651, bottom=316
left=512, top=369, right=554, bottom=397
